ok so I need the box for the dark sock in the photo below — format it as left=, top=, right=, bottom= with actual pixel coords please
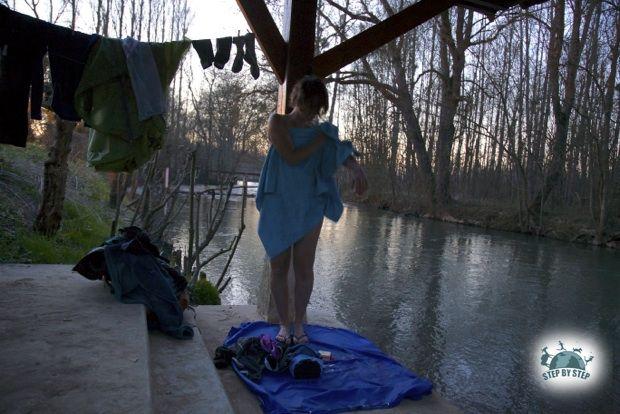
left=192, top=39, right=214, bottom=69
left=243, top=32, right=260, bottom=79
left=231, top=36, right=245, bottom=73
left=214, top=36, right=232, bottom=69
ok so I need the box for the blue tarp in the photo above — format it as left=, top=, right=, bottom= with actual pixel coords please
left=224, top=321, right=433, bottom=414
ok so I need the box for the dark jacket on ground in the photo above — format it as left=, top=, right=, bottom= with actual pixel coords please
left=74, top=226, right=193, bottom=339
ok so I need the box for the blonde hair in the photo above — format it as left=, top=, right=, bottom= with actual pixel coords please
left=290, top=75, right=329, bottom=116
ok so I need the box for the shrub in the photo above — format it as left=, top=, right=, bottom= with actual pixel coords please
left=191, top=279, right=221, bottom=305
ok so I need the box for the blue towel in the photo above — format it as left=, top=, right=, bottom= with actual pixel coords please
left=224, top=321, right=433, bottom=414
left=256, top=121, right=358, bottom=258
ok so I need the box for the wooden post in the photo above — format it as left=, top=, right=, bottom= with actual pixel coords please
left=277, top=0, right=318, bottom=114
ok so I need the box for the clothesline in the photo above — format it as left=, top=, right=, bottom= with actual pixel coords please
left=1, top=6, right=259, bottom=78
left=0, top=6, right=259, bottom=173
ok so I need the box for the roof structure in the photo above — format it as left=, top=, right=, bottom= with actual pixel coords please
left=235, top=0, right=549, bottom=112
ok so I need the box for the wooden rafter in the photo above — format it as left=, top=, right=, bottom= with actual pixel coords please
left=235, top=0, right=287, bottom=83
left=235, top=0, right=549, bottom=85
left=313, top=0, right=456, bottom=78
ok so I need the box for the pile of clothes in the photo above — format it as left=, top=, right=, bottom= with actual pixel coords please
left=0, top=6, right=260, bottom=172
left=73, top=226, right=193, bottom=339
left=214, top=334, right=324, bottom=382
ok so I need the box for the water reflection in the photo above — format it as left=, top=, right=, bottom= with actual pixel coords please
left=169, top=199, right=619, bottom=413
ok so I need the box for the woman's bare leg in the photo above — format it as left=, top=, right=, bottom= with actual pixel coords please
left=292, top=219, right=323, bottom=339
left=270, top=247, right=292, bottom=340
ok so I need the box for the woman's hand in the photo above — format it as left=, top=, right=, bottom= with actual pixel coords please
left=268, top=113, right=326, bottom=165
left=343, top=156, right=368, bottom=196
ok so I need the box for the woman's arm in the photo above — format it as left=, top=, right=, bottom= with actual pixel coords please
left=343, top=155, right=368, bottom=195
left=268, top=114, right=326, bottom=165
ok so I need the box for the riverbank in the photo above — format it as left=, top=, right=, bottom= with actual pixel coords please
left=349, top=194, right=620, bottom=249
left=0, top=143, right=113, bottom=263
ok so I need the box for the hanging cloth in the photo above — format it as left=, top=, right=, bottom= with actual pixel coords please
left=74, top=37, right=190, bottom=172
left=192, top=39, right=214, bottom=69
left=47, top=27, right=100, bottom=121
left=121, top=37, right=166, bottom=121
left=0, top=6, right=46, bottom=147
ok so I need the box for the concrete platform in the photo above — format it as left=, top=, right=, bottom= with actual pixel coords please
left=194, top=305, right=461, bottom=414
left=0, top=264, right=234, bottom=414
left=0, top=264, right=459, bottom=413
left=0, top=264, right=151, bottom=414
left=149, top=319, right=234, bottom=414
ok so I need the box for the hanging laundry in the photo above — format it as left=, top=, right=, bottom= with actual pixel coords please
left=213, top=36, right=232, bottom=69
left=231, top=35, right=245, bottom=73
left=200, top=32, right=260, bottom=79
left=192, top=39, right=214, bottom=69
left=242, top=32, right=260, bottom=79
left=0, top=7, right=46, bottom=147
left=121, top=37, right=166, bottom=121
left=47, top=29, right=100, bottom=122
left=74, top=37, right=190, bottom=172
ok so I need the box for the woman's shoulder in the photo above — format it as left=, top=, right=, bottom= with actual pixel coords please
left=318, top=121, right=339, bottom=139
left=270, top=113, right=305, bottom=134
left=268, top=112, right=284, bottom=125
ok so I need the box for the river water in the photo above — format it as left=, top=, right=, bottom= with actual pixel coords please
left=169, top=198, right=619, bottom=413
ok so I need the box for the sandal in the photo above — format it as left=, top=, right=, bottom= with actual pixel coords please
left=275, top=333, right=292, bottom=345
left=293, top=333, right=310, bottom=345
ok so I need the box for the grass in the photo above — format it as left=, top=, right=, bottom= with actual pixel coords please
left=0, top=142, right=113, bottom=264
left=14, top=200, right=111, bottom=263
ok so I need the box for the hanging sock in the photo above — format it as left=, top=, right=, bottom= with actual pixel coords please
left=192, top=39, right=214, bottom=69
left=231, top=36, right=245, bottom=73
left=213, top=36, right=232, bottom=69
left=243, top=32, right=259, bottom=79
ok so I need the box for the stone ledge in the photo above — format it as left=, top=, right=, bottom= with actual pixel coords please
left=0, top=264, right=152, bottom=414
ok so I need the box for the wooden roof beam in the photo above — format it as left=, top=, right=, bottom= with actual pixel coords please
left=313, top=0, right=456, bottom=78
left=235, top=0, right=287, bottom=83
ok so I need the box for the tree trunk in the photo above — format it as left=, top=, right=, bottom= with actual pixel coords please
left=594, top=6, right=619, bottom=243
left=529, top=0, right=592, bottom=212
left=435, top=9, right=471, bottom=208
left=33, top=116, right=76, bottom=236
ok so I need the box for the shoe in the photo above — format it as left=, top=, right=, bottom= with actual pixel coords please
left=276, top=333, right=292, bottom=345
left=289, top=353, right=322, bottom=379
left=293, top=333, right=310, bottom=345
